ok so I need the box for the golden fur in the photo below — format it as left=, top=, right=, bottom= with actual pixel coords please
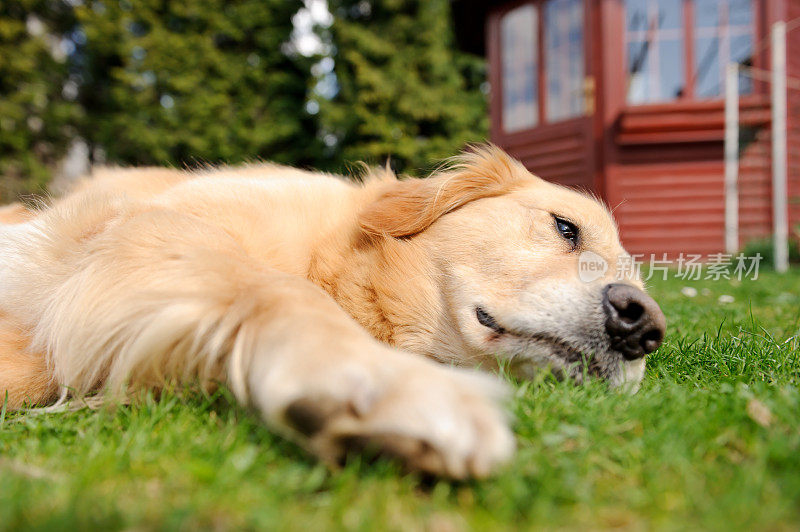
left=0, top=146, right=651, bottom=477
left=0, top=202, right=33, bottom=224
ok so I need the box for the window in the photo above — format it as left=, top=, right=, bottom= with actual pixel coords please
left=545, top=0, right=585, bottom=121
left=500, top=5, right=538, bottom=132
left=625, top=0, right=685, bottom=104
left=694, top=0, right=754, bottom=98
left=499, top=1, right=588, bottom=133
left=624, top=0, right=755, bottom=105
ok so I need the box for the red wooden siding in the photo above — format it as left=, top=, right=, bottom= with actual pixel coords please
left=591, top=0, right=775, bottom=259
left=483, top=0, right=787, bottom=259
left=787, top=1, right=800, bottom=241
left=606, top=140, right=728, bottom=257
left=738, top=124, right=774, bottom=244
left=606, top=97, right=773, bottom=258
left=496, top=122, right=595, bottom=189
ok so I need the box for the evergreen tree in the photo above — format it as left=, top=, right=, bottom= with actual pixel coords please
left=0, top=0, right=81, bottom=196
left=0, top=0, right=490, bottom=197
left=321, top=0, right=488, bottom=175
left=75, top=0, right=321, bottom=168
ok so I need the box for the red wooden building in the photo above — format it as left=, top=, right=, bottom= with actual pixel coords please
left=452, top=0, right=800, bottom=258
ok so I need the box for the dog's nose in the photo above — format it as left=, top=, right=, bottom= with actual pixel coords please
left=602, top=283, right=666, bottom=360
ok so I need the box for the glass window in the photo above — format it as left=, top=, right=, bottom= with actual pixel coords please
left=625, top=0, right=685, bottom=104
left=501, top=4, right=538, bottom=132
left=694, top=0, right=753, bottom=98
left=544, top=0, right=585, bottom=121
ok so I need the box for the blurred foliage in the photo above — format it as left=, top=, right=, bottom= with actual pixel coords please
left=741, top=236, right=800, bottom=269
left=0, top=0, right=489, bottom=197
left=322, top=0, right=487, bottom=175
left=74, top=0, right=323, bottom=169
left=0, top=0, right=82, bottom=197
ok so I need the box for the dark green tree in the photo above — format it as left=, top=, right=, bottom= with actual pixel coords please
left=321, top=0, right=488, bottom=175
left=0, top=0, right=81, bottom=196
left=75, top=0, right=322, bottom=168
left=0, top=0, right=489, bottom=197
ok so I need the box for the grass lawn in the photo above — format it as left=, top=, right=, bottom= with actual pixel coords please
left=2, top=270, right=799, bottom=531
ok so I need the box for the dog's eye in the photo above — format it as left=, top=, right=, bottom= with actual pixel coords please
left=554, top=216, right=579, bottom=249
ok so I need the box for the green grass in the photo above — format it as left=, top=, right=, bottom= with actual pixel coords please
left=2, top=272, right=799, bottom=531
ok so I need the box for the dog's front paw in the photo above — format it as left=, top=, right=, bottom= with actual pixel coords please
left=279, top=354, right=515, bottom=479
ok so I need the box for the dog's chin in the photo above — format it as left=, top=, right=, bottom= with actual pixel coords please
left=508, top=346, right=645, bottom=393
left=608, top=357, right=646, bottom=393
left=571, top=356, right=645, bottom=393
left=472, top=306, right=645, bottom=392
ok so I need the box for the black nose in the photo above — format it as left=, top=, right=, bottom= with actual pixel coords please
left=603, top=283, right=666, bottom=360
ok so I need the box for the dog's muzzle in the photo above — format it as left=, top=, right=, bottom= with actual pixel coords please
left=602, top=283, right=666, bottom=360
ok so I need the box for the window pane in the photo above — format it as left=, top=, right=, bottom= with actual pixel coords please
left=544, top=0, right=585, bottom=122
left=729, top=0, right=752, bottom=26
left=660, top=40, right=685, bottom=99
left=695, top=0, right=720, bottom=28
left=501, top=4, right=538, bottom=132
left=657, top=0, right=682, bottom=29
left=732, top=34, right=753, bottom=94
left=695, top=36, right=720, bottom=98
left=625, top=0, right=685, bottom=104
left=626, top=0, right=648, bottom=31
left=692, top=0, right=753, bottom=99
left=627, top=41, right=651, bottom=104
left=626, top=0, right=682, bottom=31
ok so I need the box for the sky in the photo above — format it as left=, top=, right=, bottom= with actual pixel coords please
left=292, top=0, right=333, bottom=57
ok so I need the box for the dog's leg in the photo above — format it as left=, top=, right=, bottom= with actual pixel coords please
left=0, top=318, right=57, bottom=409
left=235, top=274, right=514, bottom=478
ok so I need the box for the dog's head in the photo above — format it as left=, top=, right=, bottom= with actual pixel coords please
left=359, top=145, right=665, bottom=390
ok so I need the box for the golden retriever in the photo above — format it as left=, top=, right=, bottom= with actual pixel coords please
left=0, top=146, right=665, bottom=478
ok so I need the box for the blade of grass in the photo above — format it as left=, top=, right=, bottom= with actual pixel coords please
left=1, top=391, right=8, bottom=428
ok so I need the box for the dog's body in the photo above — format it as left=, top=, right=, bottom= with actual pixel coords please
left=0, top=147, right=664, bottom=477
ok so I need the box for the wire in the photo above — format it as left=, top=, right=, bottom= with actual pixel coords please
left=738, top=65, right=800, bottom=91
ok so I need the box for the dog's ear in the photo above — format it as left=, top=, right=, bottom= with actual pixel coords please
left=359, top=145, right=531, bottom=238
